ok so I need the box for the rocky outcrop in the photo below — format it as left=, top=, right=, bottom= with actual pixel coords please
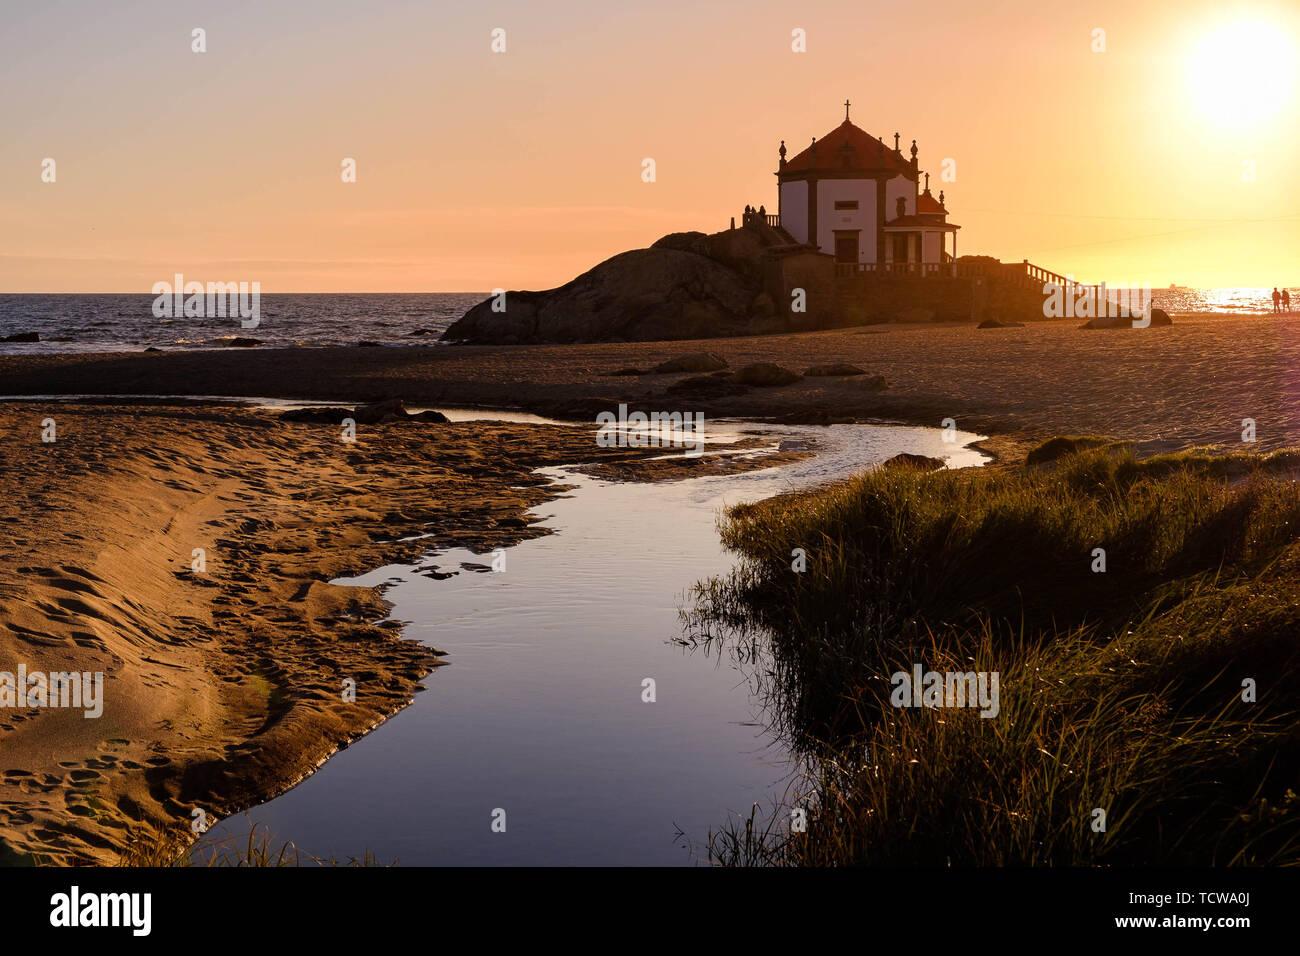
left=442, top=226, right=805, bottom=345
left=1, top=332, right=40, bottom=343
left=1079, top=308, right=1172, bottom=329
left=352, top=398, right=414, bottom=424
left=280, top=406, right=353, bottom=423
left=281, top=399, right=449, bottom=425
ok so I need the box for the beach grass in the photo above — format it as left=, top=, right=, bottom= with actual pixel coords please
left=117, top=823, right=389, bottom=867
left=691, top=441, right=1300, bottom=865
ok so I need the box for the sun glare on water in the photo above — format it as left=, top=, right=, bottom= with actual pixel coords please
left=1186, top=19, right=1297, bottom=128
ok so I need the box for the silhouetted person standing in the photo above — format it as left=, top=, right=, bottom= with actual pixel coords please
left=1273, top=288, right=1282, bottom=313
left=1284, top=289, right=1292, bottom=312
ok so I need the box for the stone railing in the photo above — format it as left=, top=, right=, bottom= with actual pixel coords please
left=740, top=208, right=780, bottom=228
left=835, top=261, right=956, bottom=279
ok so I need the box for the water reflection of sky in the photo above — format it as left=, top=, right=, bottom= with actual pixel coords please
left=1155, top=287, right=1291, bottom=314
left=196, top=422, right=987, bottom=866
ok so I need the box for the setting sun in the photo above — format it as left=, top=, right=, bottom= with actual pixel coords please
left=1186, top=18, right=1297, bottom=127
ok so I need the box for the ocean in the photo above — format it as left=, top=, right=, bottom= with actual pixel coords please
left=0, top=288, right=1292, bottom=355
left=1154, top=286, right=1295, bottom=314
left=0, top=293, right=483, bottom=354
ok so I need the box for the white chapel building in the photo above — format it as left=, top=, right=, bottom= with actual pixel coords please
left=774, top=102, right=959, bottom=272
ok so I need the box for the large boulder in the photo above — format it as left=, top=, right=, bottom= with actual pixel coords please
left=442, top=246, right=760, bottom=344
left=654, top=227, right=772, bottom=284
left=281, top=400, right=449, bottom=426
left=440, top=220, right=821, bottom=344
left=353, top=398, right=411, bottom=424
left=650, top=231, right=712, bottom=257
left=1080, top=307, right=1172, bottom=329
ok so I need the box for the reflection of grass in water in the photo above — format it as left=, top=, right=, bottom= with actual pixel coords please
left=118, top=822, right=391, bottom=867
left=688, top=440, right=1300, bottom=866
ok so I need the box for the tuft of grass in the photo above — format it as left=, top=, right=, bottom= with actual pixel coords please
left=117, top=822, right=391, bottom=867
left=691, top=441, right=1300, bottom=865
left=1025, top=434, right=1118, bottom=465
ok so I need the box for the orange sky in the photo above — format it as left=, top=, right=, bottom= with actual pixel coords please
left=1, top=0, right=1296, bottom=291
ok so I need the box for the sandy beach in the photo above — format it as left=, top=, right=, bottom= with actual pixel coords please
left=2, top=311, right=1296, bottom=863
left=0, top=396, right=815, bottom=863
left=4, top=313, right=1297, bottom=454
left=0, top=402, right=677, bottom=863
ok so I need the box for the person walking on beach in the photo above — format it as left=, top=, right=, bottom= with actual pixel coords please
left=1284, top=289, right=1292, bottom=313
left=1273, top=288, right=1282, bottom=312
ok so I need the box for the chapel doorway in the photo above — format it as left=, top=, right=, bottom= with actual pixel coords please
left=834, top=231, right=859, bottom=264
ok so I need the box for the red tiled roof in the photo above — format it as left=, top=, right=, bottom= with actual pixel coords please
left=917, top=190, right=946, bottom=215
left=781, top=120, right=913, bottom=175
